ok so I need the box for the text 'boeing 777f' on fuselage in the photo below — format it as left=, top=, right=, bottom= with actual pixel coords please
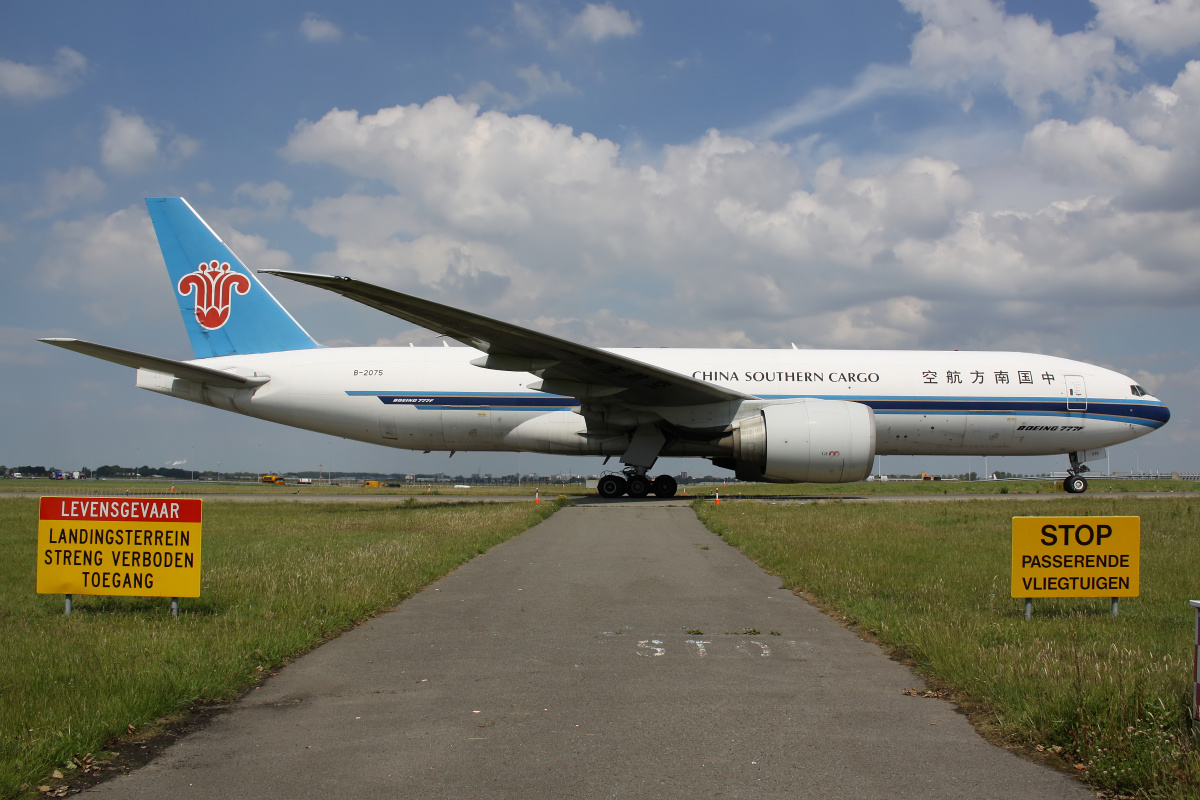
left=41, top=197, right=1169, bottom=497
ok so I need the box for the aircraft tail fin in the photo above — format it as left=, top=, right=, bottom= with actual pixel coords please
left=146, top=197, right=320, bottom=358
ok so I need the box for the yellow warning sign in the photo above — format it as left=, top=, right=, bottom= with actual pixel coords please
left=36, top=496, right=202, bottom=598
left=1011, top=516, right=1139, bottom=598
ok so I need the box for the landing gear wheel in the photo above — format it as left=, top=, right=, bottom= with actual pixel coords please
left=652, top=475, right=678, bottom=498
left=1064, top=475, right=1088, bottom=494
left=597, top=475, right=627, bottom=498
left=626, top=476, right=651, bottom=498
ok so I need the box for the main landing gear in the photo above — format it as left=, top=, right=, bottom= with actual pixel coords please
left=1064, top=452, right=1089, bottom=494
left=597, top=468, right=678, bottom=499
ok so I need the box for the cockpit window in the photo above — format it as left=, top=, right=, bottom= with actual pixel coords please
left=1131, top=385, right=1148, bottom=397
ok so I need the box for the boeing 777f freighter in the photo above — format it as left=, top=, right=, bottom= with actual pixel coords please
left=42, top=198, right=1170, bottom=497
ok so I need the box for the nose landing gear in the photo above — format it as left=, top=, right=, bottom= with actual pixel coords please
left=1064, top=474, right=1088, bottom=494
left=1063, top=452, right=1089, bottom=494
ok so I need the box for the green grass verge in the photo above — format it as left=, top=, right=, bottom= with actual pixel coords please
left=699, top=477, right=1196, bottom=497
left=0, top=496, right=561, bottom=798
left=0, top=479, right=574, bottom=497
left=696, top=497, right=1200, bottom=799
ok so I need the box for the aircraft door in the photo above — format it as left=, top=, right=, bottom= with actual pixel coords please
left=1065, top=375, right=1087, bottom=411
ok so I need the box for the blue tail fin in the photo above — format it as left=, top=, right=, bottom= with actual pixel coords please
left=146, top=197, right=320, bottom=358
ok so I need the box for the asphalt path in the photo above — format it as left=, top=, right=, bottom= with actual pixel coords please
left=87, top=503, right=1092, bottom=800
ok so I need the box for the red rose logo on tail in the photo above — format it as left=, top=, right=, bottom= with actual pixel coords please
left=177, top=261, right=251, bottom=330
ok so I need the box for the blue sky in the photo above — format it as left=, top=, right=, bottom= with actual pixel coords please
left=2, top=0, right=1198, bottom=478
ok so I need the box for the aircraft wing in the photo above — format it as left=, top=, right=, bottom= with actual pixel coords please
left=261, top=271, right=754, bottom=407
left=39, top=338, right=266, bottom=389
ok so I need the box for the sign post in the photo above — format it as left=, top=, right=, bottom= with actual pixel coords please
left=1190, top=600, right=1200, bottom=729
left=1011, top=516, right=1139, bottom=618
left=37, top=496, right=203, bottom=613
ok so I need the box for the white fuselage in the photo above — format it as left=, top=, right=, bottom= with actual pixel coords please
left=135, top=346, right=1168, bottom=461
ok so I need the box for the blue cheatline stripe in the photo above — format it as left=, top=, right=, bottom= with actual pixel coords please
left=345, top=391, right=579, bottom=410
left=759, top=394, right=1169, bottom=428
left=345, top=390, right=1168, bottom=428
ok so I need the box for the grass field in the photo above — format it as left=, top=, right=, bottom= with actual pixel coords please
left=697, top=497, right=1200, bottom=799
left=0, top=478, right=567, bottom=497
left=0, top=496, right=561, bottom=798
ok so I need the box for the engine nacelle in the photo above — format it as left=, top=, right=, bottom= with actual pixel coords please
left=721, top=400, right=876, bottom=483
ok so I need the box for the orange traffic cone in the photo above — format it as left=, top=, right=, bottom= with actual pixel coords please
left=535, top=489, right=540, bottom=504
left=715, top=489, right=720, bottom=505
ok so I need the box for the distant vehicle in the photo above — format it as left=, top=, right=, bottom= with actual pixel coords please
left=11, top=472, right=21, bottom=479
left=296, top=478, right=312, bottom=485
left=260, top=474, right=286, bottom=485
left=41, top=197, right=1172, bottom=498
left=362, top=480, right=381, bottom=488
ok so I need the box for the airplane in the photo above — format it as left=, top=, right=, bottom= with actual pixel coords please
left=41, top=197, right=1170, bottom=497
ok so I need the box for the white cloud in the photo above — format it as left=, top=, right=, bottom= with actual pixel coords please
left=799, top=296, right=935, bottom=349
left=1093, top=0, right=1200, bottom=55
left=233, top=181, right=294, bottom=219
left=462, top=64, right=578, bottom=110
left=1014, top=60, right=1200, bottom=211
left=511, top=2, right=553, bottom=46
left=478, top=2, right=639, bottom=50
left=100, top=108, right=198, bottom=175
left=1023, top=116, right=1171, bottom=188
left=0, top=327, right=58, bottom=365
left=28, top=167, right=106, bottom=218
left=224, top=228, right=295, bottom=273
left=100, top=109, right=160, bottom=175
left=902, top=0, right=1122, bottom=116
left=35, top=205, right=164, bottom=327
left=516, top=64, right=576, bottom=100
left=279, top=96, right=1200, bottom=350
left=567, top=3, right=641, bottom=42
left=755, top=64, right=920, bottom=138
left=0, top=47, right=86, bottom=100
left=757, top=0, right=1135, bottom=137
left=168, top=133, right=200, bottom=161
left=300, top=13, right=343, bottom=43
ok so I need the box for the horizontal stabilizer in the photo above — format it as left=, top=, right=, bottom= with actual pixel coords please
left=39, top=338, right=266, bottom=388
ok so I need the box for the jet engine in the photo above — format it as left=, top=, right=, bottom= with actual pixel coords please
left=712, top=399, right=876, bottom=483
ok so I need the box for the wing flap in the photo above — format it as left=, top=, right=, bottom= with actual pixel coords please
left=261, top=270, right=753, bottom=406
left=40, top=339, right=265, bottom=388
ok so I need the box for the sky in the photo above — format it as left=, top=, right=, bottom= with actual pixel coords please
left=2, top=0, right=1198, bottom=479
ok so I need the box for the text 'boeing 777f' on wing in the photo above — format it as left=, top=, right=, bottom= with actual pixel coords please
left=41, top=198, right=1169, bottom=497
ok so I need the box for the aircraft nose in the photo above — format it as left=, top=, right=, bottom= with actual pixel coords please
left=1145, top=396, right=1171, bottom=427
